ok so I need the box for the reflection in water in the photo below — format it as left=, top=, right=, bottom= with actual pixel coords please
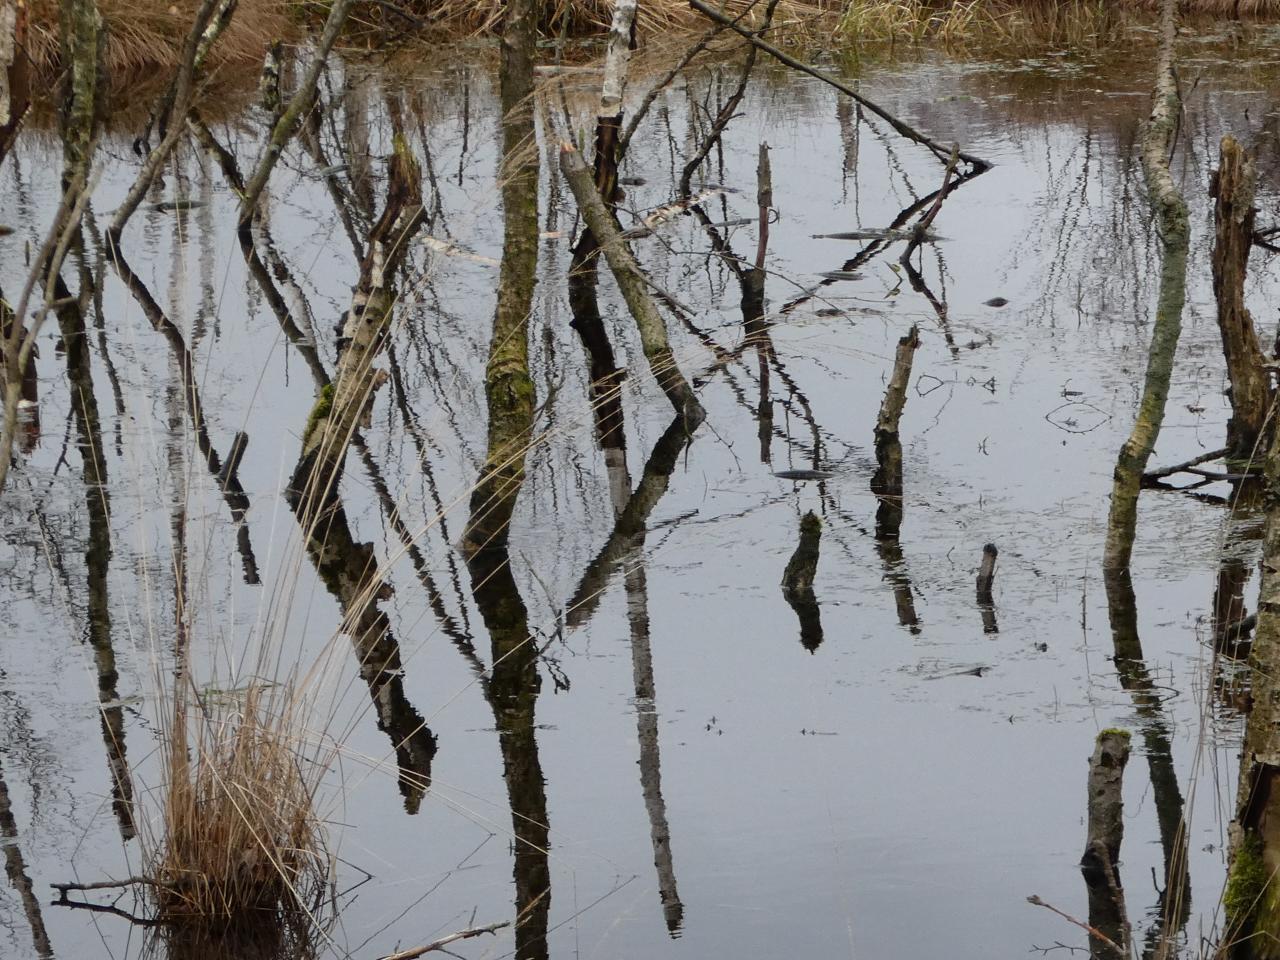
left=464, top=2, right=550, bottom=954
left=304, top=500, right=437, bottom=811
left=1080, top=730, right=1130, bottom=960
left=566, top=417, right=694, bottom=630
left=4, top=23, right=1279, bottom=960
left=1103, top=569, right=1191, bottom=958
left=467, top=546, right=551, bottom=960
left=0, top=758, right=52, bottom=959
left=51, top=257, right=135, bottom=839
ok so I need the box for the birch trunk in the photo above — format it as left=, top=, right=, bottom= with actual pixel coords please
left=1102, top=0, right=1188, bottom=571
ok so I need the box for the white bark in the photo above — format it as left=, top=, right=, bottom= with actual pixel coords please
left=599, top=0, right=637, bottom=115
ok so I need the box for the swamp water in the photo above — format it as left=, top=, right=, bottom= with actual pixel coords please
left=2, top=26, right=1280, bottom=960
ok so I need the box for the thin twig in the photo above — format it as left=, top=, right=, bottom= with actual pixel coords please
left=1026, top=895, right=1125, bottom=957
left=376, top=920, right=510, bottom=960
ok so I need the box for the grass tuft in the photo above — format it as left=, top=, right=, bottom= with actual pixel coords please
left=146, top=681, right=332, bottom=941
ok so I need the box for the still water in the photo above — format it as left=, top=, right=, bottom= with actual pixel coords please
left=2, top=25, right=1279, bottom=960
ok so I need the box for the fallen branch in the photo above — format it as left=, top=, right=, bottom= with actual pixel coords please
left=52, top=875, right=176, bottom=895
left=900, top=143, right=959, bottom=266
left=688, top=0, right=991, bottom=173
left=376, top=921, right=510, bottom=960
left=560, top=141, right=704, bottom=425
left=1142, top=446, right=1229, bottom=483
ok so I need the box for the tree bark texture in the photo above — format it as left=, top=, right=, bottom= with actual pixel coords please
left=1211, top=135, right=1269, bottom=463
left=462, top=0, right=539, bottom=554
left=1081, top=729, right=1131, bottom=959
left=1102, top=0, right=1189, bottom=571
left=1223, top=420, right=1280, bottom=955
left=290, top=134, right=424, bottom=517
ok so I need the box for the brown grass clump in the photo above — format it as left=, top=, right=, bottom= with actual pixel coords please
left=834, top=0, right=1277, bottom=45
left=147, top=682, right=332, bottom=939
left=24, top=0, right=293, bottom=78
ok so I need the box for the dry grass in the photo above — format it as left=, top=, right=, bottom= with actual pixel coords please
left=19, top=0, right=1280, bottom=79
left=836, top=0, right=1135, bottom=44
left=144, top=680, right=332, bottom=940
left=25, top=0, right=293, bottom=77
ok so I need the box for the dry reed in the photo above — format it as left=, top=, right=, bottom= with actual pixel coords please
left=25, top=0, right=292, bottom=77
left=145, top=679, right=332, bottom=938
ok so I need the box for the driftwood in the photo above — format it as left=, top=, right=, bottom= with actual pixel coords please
left=1102, top=0, right=1188, bottom=571
left=560, top=142, right=705, bottom=425
left=1211, top=136, right=1269, bottom=462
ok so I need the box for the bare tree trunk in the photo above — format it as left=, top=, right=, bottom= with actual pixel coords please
left=0, top=0, right=30, bottom=167
left=289, top=135, right=425, bottom=516
left=461, top=0, right=540, bottom=554
left=1102, top=0, right=1188, bottom=571
left=1211, top=135, right=1269, bottom=463
left=871, top=325, right=922, bottom=632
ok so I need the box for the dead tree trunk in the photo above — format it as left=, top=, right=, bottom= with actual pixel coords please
left=1081, top=729, right=1131, bottom=959
left=560, top=143, right=705, bottom=426
left=0, top=0, right=31, bottom=168
left=873, top=325, right=920, bottom=475
left=1223, top=417, right=1280, bottom=955
left=1211, top=136, right=1269, bottom=463
left=567, top=0, right=637, bottom=451
left=289, top=135, right=425, bottom=516
left=781, top=511, right=823, bottom=652
left=1102, top=0, right=1189, bottom=571
left=871, top=325, right=922, bottom=632
left=461, top=0, right=539, bottom=554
